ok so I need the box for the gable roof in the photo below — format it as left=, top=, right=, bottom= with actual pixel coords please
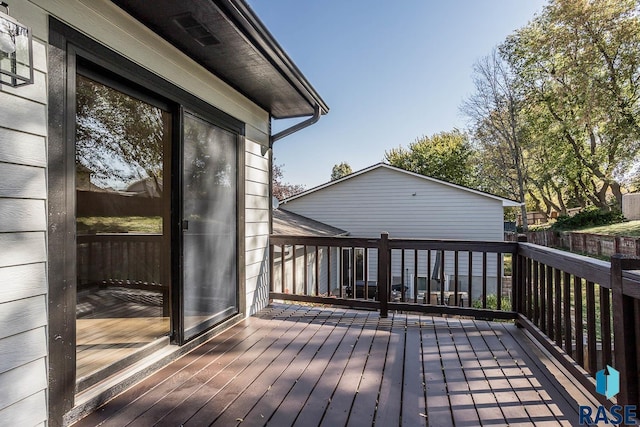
left=272, top=208, right=348, bottom=236
left=111, top=0, right=328, bottom=119
left=281, top=163, right=522, bottom=207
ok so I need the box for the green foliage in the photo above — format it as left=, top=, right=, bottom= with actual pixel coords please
left=330, top=162, right=353, bottom=181
left=77, top=216, right=162, bottom=234
left=499, top=0, right=640, bottom=210
left=385, top=129, right=477, bottom=186
left=472, top=294, right=511, bottom=311
left=551, top=206, right=625, bottom=230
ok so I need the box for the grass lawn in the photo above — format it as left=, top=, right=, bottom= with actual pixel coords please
left=77, top=216, right=162, bottom=233
left=572, top=219, right=640, bottom=237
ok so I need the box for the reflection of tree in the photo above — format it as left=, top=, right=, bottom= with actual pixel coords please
left=183, top=115, right=235, bottom=198
left=76, top=75, right=165, bottom=191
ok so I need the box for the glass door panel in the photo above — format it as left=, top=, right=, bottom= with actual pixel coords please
left=182, top=113, right=238, bottom=340
left=75, top=74, right=171, bottom=385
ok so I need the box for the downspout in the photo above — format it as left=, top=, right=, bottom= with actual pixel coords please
left=269, top=104, right=321, bottom=145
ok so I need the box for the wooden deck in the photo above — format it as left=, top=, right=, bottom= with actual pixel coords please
left=73, top=303, right=596, bottom=427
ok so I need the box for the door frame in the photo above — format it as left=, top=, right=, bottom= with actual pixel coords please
left=47, top=17, right=246, bottom=425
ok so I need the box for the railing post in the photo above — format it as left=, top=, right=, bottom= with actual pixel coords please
left=513, top=235, right=528, bottom=316
left=378, top=232, right=389, bottom=318
left=611, top=254, right=640, bottom=406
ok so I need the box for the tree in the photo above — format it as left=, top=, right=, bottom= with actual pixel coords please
left=384, top=129, right=477, bottom=187
left=501, top=0, right=640, bottom=209
left=272, top=159, right=305, bottom=200
left=462, top=49, right=530, bottom=229
left=331, top=162, right=353, bottom=181
left=76, top=75, right=165, bottom=191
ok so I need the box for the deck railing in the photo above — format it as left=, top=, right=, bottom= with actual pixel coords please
left=269, top=233, right=640, bottom=407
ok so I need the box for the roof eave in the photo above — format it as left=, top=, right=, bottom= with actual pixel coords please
left=219, top=0, right=329, bottom=118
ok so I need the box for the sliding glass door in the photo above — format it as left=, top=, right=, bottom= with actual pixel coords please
left=181, top=112, right=238, bottom=340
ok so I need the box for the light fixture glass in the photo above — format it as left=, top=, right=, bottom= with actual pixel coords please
left=0, top=3, right=33, bottom=87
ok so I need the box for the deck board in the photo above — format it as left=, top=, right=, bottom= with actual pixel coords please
left=73, top=304, right=593, bottom=427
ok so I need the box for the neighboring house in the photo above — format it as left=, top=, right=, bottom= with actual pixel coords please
left=279, top=163, right=521, bottom=301
left=0, top=1, right=326, bottom=426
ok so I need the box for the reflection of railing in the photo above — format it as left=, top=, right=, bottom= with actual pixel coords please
left=77, top=234, right=168, bottom=314
left=270, top=233, right=640, bottom=407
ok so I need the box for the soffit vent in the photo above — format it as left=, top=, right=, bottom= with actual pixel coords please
left=173, top=13, right=220, bottom=46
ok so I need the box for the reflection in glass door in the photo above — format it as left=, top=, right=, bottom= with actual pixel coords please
left=75, top=73, right=171, bottom=388
left=182, top=113, right=238, bottom=340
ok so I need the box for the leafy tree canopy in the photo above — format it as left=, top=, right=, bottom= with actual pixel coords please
left=384, top=129, right=477, bottom=187
left=331, top=162, right=353, bottom=181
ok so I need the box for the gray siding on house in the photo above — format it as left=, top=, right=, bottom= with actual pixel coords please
left=281, top=166, right=505, bottom=240
left=0, top=31, right=48, bottom=425
left=281, top=166, right=507, bottom=301
left=245, top=140, right=271, bottom=315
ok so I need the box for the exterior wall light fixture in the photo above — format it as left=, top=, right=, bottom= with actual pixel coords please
left=0, top=2, right=33, bottom=87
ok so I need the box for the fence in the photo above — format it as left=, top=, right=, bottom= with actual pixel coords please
left=506, top=230, right=640, bottom=258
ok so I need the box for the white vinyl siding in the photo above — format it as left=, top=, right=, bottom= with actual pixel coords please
left=245, top=139, right=270, bottom=315
left=0, top=17, right=48, bottom=424
left=281, top=166, right=507, bottom=301
left=281, top=166, right=505, bottom=240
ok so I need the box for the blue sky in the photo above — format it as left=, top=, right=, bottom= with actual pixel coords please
left=247, top=1, right=547, bottom=189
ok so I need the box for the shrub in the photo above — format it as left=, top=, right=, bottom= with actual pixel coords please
left=472, top=294, right=511, bottom=311
left=551, top=206, right=625, bottom=230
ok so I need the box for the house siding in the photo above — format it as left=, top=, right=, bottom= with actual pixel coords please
left=281, top=166, right=506, bottom=300
left=0, top=3, right=48, bottom=421
left=245, top=140, right=271, bottom=315
left=281, top=167, right=505, bottom=240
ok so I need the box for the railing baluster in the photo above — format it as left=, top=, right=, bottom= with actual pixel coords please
left=292, top=244, right=297, bottom=295
left=303, top=245, right=308, bottom=296
left=574, top=275, right=584, bottom=368
left=540, top=262, right=547, bottom=334
left=554, top=268, right=562, bottom=347
left=440, top=250, right=446, bottom=306
left=563, top=271, right=572, bottom=357
left=482, top=252, right=487, bottom=309
left=527, top=258, right=533, bottom=318
left=533, top=260, right=539, bottom=326
left=427, top=250, right=432, bottom=304
left=326, top=246, right=331, bottom=297
left=280, top=244, right=285, bottom=294
left=600, top=286, right=612, bottom=370
left=378, top=233, right=389, bottom=318
left=315, top=246, right=320, bottom=296
left=401, top=249, right=406, bottom=302
left=468, top=252, right=473, bottom=307
left=364, top=248, right=369, bottom=300
left=454, top=251, right=460, bottom=307
left=269, top=243, right=274, bottom=294
left=414, top=250, right=418, bottom=303
left=496, top=252, right=501, bottom=311
left=585, top=281, right=597, bottom=375
left=546, top=264, right=553, bottom=338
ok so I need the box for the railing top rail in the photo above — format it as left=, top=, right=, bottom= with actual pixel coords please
left=519, top=242, right=640, bottom=295
left=388, top=238, right=517, bottom=253
left=270, top=234, right=517, bottom=252
left=270, top=234, right=380, bottom=248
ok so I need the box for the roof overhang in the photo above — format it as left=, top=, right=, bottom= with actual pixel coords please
left=282, top=163, right=524, bottom=207
left=111, top=0, right=328, bottom=119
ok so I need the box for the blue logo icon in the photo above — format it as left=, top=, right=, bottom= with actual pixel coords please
left=596, top=365, right=620, bottom=399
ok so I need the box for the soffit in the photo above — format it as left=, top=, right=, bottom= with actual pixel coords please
left=111, top=0, right=327, bottom=119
